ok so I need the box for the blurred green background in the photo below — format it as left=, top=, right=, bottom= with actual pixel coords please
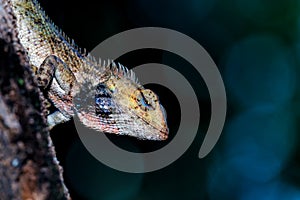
left=40, top=0, right=300, bottom=199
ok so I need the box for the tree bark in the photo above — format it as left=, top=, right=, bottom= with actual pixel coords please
left=0, top=1, right=71, bottom=199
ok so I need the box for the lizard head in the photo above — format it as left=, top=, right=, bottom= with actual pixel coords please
left=76, top=61, right=169, bottom=140
left=99, top=76, right=169, bottom=141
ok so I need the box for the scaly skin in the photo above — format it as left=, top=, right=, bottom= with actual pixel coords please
left=7, top=0, right=169, bottom=140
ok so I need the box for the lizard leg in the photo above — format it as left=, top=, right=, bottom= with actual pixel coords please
left=47, top=78, right=74, bottom=128
left=36, top=55, right=77, bottom=128
left=36, top=55, right=76, bottom=94
left=35, top=56, right=56, bottom=89
left=47, top=111, right=70, bottom=129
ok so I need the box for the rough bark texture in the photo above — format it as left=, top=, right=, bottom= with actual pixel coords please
left=0, top=1, right=71, bottom=199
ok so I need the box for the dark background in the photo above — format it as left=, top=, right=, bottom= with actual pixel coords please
left=40, top=0, right=300, bottom=199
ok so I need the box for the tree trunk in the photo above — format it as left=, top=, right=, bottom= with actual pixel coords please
left=0, top=1, right=71, bottom=199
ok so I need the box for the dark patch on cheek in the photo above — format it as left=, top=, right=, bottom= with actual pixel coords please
left=95, top=83, right=116, bottom=118
left=95, top=97, right=114, bottom=118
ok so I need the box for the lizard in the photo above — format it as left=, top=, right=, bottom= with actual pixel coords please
left=5, top=0, right=169, bottom=140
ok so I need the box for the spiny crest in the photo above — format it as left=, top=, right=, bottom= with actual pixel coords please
left=84, top=54, right=139, bottom=84
left=109, top=61, right=139, bottom=84
left=30, top=0, right=88, bottom=57
left=30, top=0, right=138, bottom=85
left=24, top=0, right=138, bottom=84
left=32, top=0, right=58, bottom=31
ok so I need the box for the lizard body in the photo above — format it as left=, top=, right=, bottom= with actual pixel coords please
left=6, top=0, right=168, bottom=140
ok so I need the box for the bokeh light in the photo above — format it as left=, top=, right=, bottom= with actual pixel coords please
left=224, top=106, right=296, bottom=182
left=208, top=105, right=298, bottom=199
left=239, top=181, right=300, bottom=200
left=223, top=34, right=296, bottom=108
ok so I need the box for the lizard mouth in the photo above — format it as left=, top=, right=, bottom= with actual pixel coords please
left=159, top=127, right=169, bottom=140
left=158, top=129, right=168, bottom=141
left=139, top=117, right=168, bottom=140
left=129, top=109, right=169, bottom=140
left=145, top=121, right=168, bottom=140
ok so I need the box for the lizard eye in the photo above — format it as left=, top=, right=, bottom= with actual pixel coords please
left=136, top=89, right=157, bottom=111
